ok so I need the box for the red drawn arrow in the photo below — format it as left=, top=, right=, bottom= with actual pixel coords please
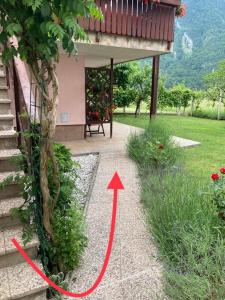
left=12, top=172, right=124, bottom=298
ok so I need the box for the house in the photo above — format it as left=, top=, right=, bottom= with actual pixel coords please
left=10, top=0, right=180, bottom=141
left=0, top=1, right=180, bottom=299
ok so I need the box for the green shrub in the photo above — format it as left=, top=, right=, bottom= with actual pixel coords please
left=47, top=144, right=87, bottom=273
left=128, top=121, right=225, bottom=299
left=192, top=109, right=225, bottom=120
left=51, top=204, right=87, bottom=273
left=54, top=143, right=79, bottom=173
left=9, top=139, right=87, bottom=276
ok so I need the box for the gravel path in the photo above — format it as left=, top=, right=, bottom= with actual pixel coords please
left=73, top=154, right=99, bottom=207
left=68, top=151, right=166, bottom=300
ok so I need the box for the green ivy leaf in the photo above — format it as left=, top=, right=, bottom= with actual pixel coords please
left=41, top=2, right=51, bottom=17
left=22, top=0, right=43, bottom=11
left=6, top=23, right=23, bottom=36
left=25, top=16, right=35, bottom=28
left=46, top=21, right=65, bottom=40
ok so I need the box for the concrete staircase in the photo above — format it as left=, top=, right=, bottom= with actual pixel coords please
left=0, top=56, right=48, bottom=300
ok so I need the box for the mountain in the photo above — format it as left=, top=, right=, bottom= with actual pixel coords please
left=161, top=0, right=225, bottom=88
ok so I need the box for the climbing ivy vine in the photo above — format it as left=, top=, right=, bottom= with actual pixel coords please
left=0, top=1, right=101, bottom=296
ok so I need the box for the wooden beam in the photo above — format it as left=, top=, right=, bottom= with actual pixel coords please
left=160, top=0, right=180, bottom=6
left=150, top=55, right=160, bottom=119
left=137, top=0, right=180, bottom=6
left=110, top=58, right=114, bottom=138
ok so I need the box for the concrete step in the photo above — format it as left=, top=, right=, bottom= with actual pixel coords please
left=0, top=114, right=14, bottom=131
left=0, top=64, right=5, bottom=76
left=0, top=171, right=23, bottom=200
left=0, top=170, right=23, bottom=183
left=0, top=260, right=48, bottom=300
left=0, top=74, right=6, bottom=86
left=0, top=99, right=11, bottom=114
left=0, top=225, right=38, bottom=268
left=0, top=149, right=20, bottom=172
left=0, top=130, right=17, bottom=150
left=0, top=197, right=24, bottom=229
left=0, top=86, right=8, bottom=99
left=0, top=69, right=5, bottom=76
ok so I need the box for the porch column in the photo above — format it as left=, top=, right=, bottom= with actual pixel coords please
left=150, top=55, right=160, bottom=118
left=110, top=58, right=114, bottom=138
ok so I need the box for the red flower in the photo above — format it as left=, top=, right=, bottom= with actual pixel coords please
left=220, top=168, right=225, bottom=174
left=159, top=144, right=165, bottom=150
left=211, top=173, right=220, bottom=181
left=176, top=3, right=187, bottom=17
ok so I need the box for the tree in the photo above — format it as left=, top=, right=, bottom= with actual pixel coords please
left=168, top=84, right=192, bottom=114
left=157, top=77, right=170, bottom=111
left=204, top=60, right=225, bottom=120
left=114, top=63, right=134, bottom=112
left=114, top=63, right=132, bottom=89
left=0, top=1, right=101, bottom=242
left=114, top=86, right=135, bottom=113
left=129, top=63, right=151, bottom=117
left=190, top=89, right=204, bottom=115
left=113, top=62, right=151, bottom=116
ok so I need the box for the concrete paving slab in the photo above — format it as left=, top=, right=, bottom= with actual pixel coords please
left=171, top=136, right=201, bottom=148
left=65, top=122, right=200, bottom=156
left=0, top=268, right=10, bottom=300
left=7, top=261, right=48, bottom=299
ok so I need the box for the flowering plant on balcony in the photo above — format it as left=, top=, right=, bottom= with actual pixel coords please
left=176, top=3, right=187, bottom=17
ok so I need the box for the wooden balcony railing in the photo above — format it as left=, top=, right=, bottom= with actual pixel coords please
left=79, top=0, right=177, bottom=43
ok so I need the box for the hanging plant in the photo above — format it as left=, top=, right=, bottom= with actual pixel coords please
left=176, top=3, right=187, bottom=17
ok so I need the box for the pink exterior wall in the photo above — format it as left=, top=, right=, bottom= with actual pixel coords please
left=10, top=55, right=85, bottom=128
left=56, top=55, right=85, bottom=126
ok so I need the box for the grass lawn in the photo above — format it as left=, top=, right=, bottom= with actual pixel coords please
left=115, top=114, right=225, bottom=179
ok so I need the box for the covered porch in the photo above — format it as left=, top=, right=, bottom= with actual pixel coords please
left=63, top=122, right=201, bottom=156
left=55, top=52, right=161, bottom=141
left=55, top=0, right=180, bottom=141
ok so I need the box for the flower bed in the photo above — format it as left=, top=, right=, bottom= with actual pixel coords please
left=210, top=168, right=225, bottom=220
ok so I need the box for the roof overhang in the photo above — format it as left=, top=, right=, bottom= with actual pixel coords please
left=74, top=32, right=173, bottom=67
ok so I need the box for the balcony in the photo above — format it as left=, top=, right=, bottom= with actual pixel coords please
left=72, top=0, right=180, bottom=67
left=78, top=0, right=179, bottom=44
